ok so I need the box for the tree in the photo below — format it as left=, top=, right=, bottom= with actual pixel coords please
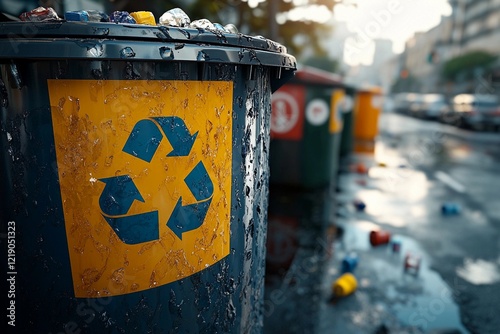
left=442, top=50, right=497, bottom=82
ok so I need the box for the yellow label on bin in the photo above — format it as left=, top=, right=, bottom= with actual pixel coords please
left=329, top=89, right=345, bottom=134
left=48, top=80, right=233, bottom=298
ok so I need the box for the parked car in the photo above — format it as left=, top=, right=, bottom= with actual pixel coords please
left=408, top=93, right=425, bottom=118
left=393, top=93, right=419, bottom=115
left=448, top=94, right=500, bottom=131
left=417, top=94, right=450, bottom=120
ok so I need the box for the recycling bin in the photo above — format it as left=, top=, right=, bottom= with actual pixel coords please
left=269, top=66, right=345, bottom=189
left=353, top=87, right=383, bottom=154
left=0, top=20, right=295, bottom=333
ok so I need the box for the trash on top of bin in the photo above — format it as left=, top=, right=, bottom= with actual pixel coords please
left=20, top=6, right=61, bottom=21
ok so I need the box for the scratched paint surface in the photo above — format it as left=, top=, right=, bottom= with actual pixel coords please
left=48, top=80, right=232, bottom=297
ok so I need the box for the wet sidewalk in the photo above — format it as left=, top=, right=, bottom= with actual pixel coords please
left=264, top=151, right=469, bottom=334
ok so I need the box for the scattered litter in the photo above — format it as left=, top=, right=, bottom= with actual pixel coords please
left=390, top=238, right=401, bottom=253
left=354, top=162, right=368, bottom=174
left=369, top=230, right=391, bottom=247
left=341, top=253, right=358, bottom=273
left=353, top=199, right=366, bottom=211
left=332, top=273, right=358, bottom=297
left=441, top=202, right=461, bottom=215
left=404, top=252, right=421, bottom=275
left=355, top=179, right=367, bottom=186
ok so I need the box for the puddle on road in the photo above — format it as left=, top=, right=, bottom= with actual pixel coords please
left=456, top=258, right=500, bottom=285
left=331, top=221, right=469, bottom=333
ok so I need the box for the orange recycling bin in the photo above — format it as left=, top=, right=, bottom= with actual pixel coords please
left=353, top=87, right=383, bottom=154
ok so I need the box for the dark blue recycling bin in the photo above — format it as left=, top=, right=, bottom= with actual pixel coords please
left=0, top=21, right=295, bottom=333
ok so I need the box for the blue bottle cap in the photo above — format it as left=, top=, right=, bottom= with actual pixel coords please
left=64, top=10, right=89, bottom=22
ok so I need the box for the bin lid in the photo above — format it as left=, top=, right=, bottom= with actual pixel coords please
left=0, top=21, right=296, bottom=91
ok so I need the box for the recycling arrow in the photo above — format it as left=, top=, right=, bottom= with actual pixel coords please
left=103, top=211, right=159, bottom=245
left=122, top=119, right=163, bottom=163
left=153, top=116, right=198, bottom=157
left=99, top=175, right=160, bottom=245
left=99, top=175, right=145, bottom=216
left=167, top=197, right=212, bottom=240
left=167, top=161, right=214, bottom=240
left=122, top=116, right=198, bottom=161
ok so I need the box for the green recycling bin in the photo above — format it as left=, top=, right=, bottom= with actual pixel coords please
left=269, top=66, right=345, bottom=189
left=0, top=20, right=295, bottom=333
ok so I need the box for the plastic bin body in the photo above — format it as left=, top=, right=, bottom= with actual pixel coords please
left=353, top=87, right=383, bottom=154
left=269, top=67, right=344, bottom=189
left=0, top=21, right=295, bottom=333
left=339, top=86, right=356, bottom=159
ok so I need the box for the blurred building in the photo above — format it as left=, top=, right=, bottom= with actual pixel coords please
left=344, top=39, right=395, bottom=92
left=392, top=0, right=500, bottom=95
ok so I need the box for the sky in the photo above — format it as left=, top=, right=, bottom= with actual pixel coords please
left=333, top=0, right=453, bottom=66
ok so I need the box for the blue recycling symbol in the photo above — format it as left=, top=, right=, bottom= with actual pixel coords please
left=98, top=116, right=214, bottom=245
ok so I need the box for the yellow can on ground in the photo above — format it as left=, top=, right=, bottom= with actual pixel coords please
left=332, top=272, right=358, bottom=297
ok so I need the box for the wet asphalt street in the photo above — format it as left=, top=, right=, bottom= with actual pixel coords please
left=264, top=112, right=500, bottom=334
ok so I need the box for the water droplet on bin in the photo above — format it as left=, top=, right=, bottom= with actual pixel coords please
left=87, top=45, right=103, bottom=58
left=197, top=51, right=208, bottom=61
left=159, top=47, right=174, bottom=60
left=159, top=8, right=191, bottom=27
left=0, top=79, right=8, bottom=108
left=120, top=47, right=136, bottom=59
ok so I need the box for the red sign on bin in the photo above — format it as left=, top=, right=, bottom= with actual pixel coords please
left=271, top=85, right=305, bottom=140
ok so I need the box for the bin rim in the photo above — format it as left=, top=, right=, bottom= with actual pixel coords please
left=0, top=21, right=296, bottom=70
